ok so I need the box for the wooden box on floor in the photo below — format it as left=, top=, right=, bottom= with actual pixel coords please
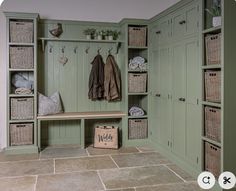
left=94, top=126, right=118, bottom=149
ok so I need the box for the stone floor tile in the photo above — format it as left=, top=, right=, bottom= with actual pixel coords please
left=0, top=176, right=36, bottom=191
left=136, top=182, right=203, bottom=191
left=166, top=164, right=195, bottom=181
left=55, top=155, right=117, bottom=173
left=40, top=146, right=87, bottom=159
left=0, top=159, right=54, bottom=178
left=106, top=189, right=135, bottom=191
left=99, top=165, right=183, bottom=189
left=136, top=146, right=156, bottom=152
left=111, top=152, right=170, bottom=168
left=36, top=171, right=104, bottom=191
left=87, top=147, right=139, bottom=156
left=0, top=152, right=39, bottom=162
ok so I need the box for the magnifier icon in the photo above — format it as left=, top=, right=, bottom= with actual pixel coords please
left=203, top=176, right=211, bottom=184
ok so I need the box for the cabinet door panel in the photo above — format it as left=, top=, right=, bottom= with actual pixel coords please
left=186, top=104, right=201, bottom=167
left=186, top=38, right=199, bottom=105
left=172, top=101, right=186, bottom=156
left=172, top=10, right=185, bottom=39
left=159, top=17, right=170, bottom=44
left=185, top=4, right=199, bottom=36
left=150, top=25, right=159, bottom=51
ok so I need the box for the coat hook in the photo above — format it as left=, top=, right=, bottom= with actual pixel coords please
left=74, top=46, right=78, bottom=53
left=97, top=47, right=101, bottom=54
left=85, top=46, right=90, bottom=54
left=49, top=45, right=53, bottom=53
left=61, top=46, right=65, bottom=53
left=108, top=47, right=113, bottom=55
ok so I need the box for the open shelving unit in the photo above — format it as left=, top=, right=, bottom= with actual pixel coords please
left=5, top=12, right=39, bottom=154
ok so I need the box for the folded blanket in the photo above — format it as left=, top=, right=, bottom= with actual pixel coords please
left=15, top=88, right=32, bottom=95
left=12, top=73, right=34, bottom=90
left=129, top=56, right=146, bottom=70
left=129, top=106, right=145, bottom=116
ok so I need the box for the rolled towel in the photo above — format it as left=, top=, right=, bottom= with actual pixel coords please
left=15, top=88, right=32, bottom=95
left=129, top=106, right=145, bottom=116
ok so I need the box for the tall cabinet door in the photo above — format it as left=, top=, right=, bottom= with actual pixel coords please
left=185, top=37, right=201, bottom=168
left=159, top=46, right=172, bottom=150
left=172, top=42, right=186, bottom=157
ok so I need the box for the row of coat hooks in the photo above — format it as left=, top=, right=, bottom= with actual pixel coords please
left=48, top=45, right=115, bottom=54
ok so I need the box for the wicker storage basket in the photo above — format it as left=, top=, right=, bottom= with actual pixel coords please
left=205, top=107, right=221, bottom=142
left=205, top=33, right=221, bottom=65
left=128, top=73, right=147, bottom=93
left=129, top=26, right=147, bottom=47
left=10, top=47, right=34, bottom=69
left=205, top=142, right=221, bottom=177
left=11, top=98, right=34, bottom=120
left=128, top=119, right=148, bottom=139
left=10, top=123, right=33, bottom=146
left=10, top=21, right=34, bottom=43
left=205, top=70, right=221, bottom=102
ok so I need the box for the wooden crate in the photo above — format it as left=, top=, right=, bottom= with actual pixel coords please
left=128, top=119, right=148, bottom=139
left=128, top=26, right=147, bottom=47
left=205, top=107, right=221, bottom=142
left=205, top=142, right=221, bottom=177
left=10, top=123, right=33, bottom=146
left=94, top=126, right=118, bottom=149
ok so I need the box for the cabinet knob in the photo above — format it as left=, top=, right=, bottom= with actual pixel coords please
left=179, top=20, right=186, bottom=25
left=156, top=30, right=161, bottom=34
left=179, top=97, right=186, bottom=102
left=155, top=94, right=161, bottom=97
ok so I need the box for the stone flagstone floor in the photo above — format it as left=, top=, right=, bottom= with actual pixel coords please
left=0, top=146, right=204, bottom=191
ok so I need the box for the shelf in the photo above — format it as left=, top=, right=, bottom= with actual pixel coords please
left=128, top=46, right=148, bottom=49
left=128, top=92, right=148, bottom=96
left=202, top=26, right=221, bottom=34
left=128, top=69, right=148, bottom=73
left=201, top=65, right=222, bottom=70
left=9, top=94, right=34, bottom=98
left=9, top=119, right=35, bottom=123
left=9, top=42, right=34, bottom=46
left=202, top=101, right=221, bottom=108
left=202, top=136, right=221, bottom=147
left=38, top=37, right=124, bottom=52
left=9, top=69, right=35, bottom=72
left=128, top=115, right=148, bottom=119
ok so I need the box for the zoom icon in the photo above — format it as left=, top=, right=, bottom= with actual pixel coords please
left=198, top=172, right=216, bottom=189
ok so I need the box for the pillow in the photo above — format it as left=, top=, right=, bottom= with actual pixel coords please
left=38, top=91, right=63, bottom=116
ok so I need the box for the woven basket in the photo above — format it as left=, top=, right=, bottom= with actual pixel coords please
left=205, top=33, right=221, bottom=65
left=205, top=142, right=221, bottom=177
left=128, top=73, right=147, bottom=93
left=205, top=107, right=221, bottom=142
left=129, top=26, right=147, bottom=47
left=11, top=98, right=34, bottom=120
left=10, top=47, right=34, bottom=69
left=205, top=70, right=221, bottom=102
left=10, top=21, right=34, bottom=43
left=10, top=123, right=33, bottom=146
left=128, top=119, right=148, bottom=139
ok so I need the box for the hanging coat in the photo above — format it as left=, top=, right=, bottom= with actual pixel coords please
left=88, top=54, right=105, bottom=100
left=104, top=55, right=121, bottom=101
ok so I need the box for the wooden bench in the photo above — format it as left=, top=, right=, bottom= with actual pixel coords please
left=37, top=111, right=126, bottom=150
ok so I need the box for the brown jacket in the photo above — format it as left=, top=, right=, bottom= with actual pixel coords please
left=88, top=55, right=104, bottom=100
left=104, top=55, right=121, bottom=101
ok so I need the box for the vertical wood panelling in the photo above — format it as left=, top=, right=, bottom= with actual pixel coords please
left=39, top=22, right=123, bottom=146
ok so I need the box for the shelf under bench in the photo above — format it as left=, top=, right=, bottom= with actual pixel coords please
left=37, top=111, right=126, bottom=150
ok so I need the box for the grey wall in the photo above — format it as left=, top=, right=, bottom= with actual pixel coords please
left=0, top=0, right=180, bottom=149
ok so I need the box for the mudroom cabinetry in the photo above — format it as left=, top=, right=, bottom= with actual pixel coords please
left=5, top=12, right=39, bottom=154
left=149, top=0, right=201, bottom=175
